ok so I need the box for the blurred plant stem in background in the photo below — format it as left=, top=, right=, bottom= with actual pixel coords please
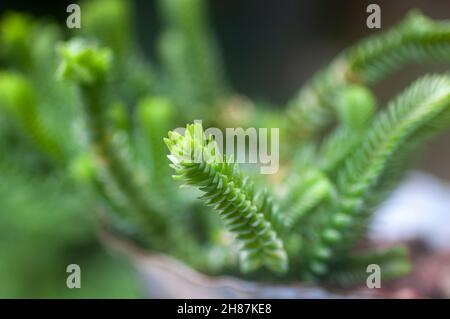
left=0, top=0, right=450, bottom=298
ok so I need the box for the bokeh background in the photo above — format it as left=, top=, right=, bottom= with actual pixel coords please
left=1, top=0, right=448, bottom=178
left=0, top=0, right=448, bottom=298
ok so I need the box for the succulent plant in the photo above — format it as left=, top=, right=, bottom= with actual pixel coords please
left=0, top=0, right=449, bottom=297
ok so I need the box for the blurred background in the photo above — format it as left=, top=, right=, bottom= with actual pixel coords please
left=0, top=0, right=448, bottom=298
left=2, top=0, right=447, bottom=178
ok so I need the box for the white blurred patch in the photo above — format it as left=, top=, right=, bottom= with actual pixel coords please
left=370, top=171, right=450, bottom=250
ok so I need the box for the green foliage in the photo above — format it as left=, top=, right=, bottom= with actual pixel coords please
left=327, top=246, right=411, bottom=286
left=347, top=11, right=450, bottom=83
left=165, top=123, right=288, bottom=273
left=0, top=0, right=449, bottom=297
left=293, top=75, right=450, bottom=280
left=136, top=97, right=175, bottom=185
left=0, top=71, right=65, bottom=164
left=0, top=12, right=33, bottom=67
left=334, top=84, right=376, bottom=130
left=157, top=0, right=227, bottom=118
left=280, top=166, right=334, bottom=230
left=0, top=160, right=141, bottom=298
left=286, top=10, right=450, bottom=140
left=80, top=0, right=133, bottom=58
left=58, top=39, right=112, bottom=85
left=59, top=40, right=171, bottom=248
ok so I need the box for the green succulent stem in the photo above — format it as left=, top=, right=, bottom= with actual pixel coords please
left=300, top=74, right=450, bottom=279
left=0, top=72, right=65, bottom=165
left=3, top=4, right=450, bottom=290
left=286, top=10, right=450, bottom=141
left=165, top=123, right=288, bottom=273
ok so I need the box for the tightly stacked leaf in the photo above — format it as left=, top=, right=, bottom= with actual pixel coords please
left=0, top=0, right=449, bottom=298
